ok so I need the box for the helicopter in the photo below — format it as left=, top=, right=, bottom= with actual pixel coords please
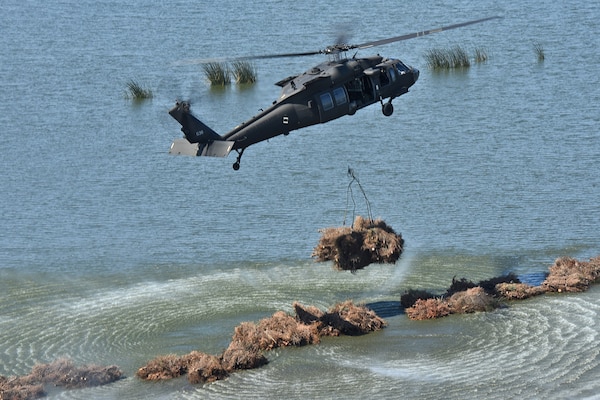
left=168, top=16, right=500, bottom=170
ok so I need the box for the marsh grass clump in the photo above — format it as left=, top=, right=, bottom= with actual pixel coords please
left=231, top=60, right=257, bottom=84
left=473, top=47, right=489, bottom=63
left=125, top=80, right=153, bottom=100
left=425, top=46, right=471, bottom=69
left=533, top=42, right=545, bottom=62
left=202, top=62, right=231, bottom=86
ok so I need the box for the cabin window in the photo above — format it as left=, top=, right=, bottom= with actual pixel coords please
left=332, top=87, right=347, bottom=105
left=380, top=70, right=390, bottom=86
left=320, top=92, right=334, bottom=111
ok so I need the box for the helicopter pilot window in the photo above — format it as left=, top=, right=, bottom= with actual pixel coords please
left=332, top=87, right=347, bottom=105
left=320, top=92, right=334, bottom=111
left=395, top=62, right=409, bottom=75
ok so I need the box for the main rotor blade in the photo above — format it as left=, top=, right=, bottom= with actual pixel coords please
left=173, top=50, right=323, bottom=66
left=353, top=16, right=502, bottom=50
left=235, top=50, right=323, bottom=60
left=174, top=16, right=501, bottom=66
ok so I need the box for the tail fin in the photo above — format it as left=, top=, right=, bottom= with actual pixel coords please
left=168, top=101, right=234, bottom=157
left=169, top=101, right=221, bottom=143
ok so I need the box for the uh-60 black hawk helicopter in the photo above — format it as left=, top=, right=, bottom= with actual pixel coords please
left=169, top=16, right=500, bottom=170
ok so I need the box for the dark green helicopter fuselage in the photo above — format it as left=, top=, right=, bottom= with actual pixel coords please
left=222, top=55, right=419, bottom=146
left=168, top=55, right=418, bottom=169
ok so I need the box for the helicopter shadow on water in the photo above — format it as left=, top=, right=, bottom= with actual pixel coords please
left=366, top=300, right=405, bottom=318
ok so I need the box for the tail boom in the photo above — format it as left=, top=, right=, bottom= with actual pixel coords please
left=168, top=101, right=233, bottom=157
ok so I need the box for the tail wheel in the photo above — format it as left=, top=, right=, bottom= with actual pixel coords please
left=382, top=102, right=394, bottom=116
left=232, top=148, right=245, bottom=171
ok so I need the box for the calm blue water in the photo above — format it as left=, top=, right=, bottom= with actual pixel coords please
left=1, top=1, right=599, bottom=399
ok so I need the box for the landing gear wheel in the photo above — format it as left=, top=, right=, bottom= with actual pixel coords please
left=382, top=102, right=394, bottom=117
left=233, top=162, right=240, bottom=171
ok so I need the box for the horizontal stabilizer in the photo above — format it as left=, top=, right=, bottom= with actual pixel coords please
left=169, top=138, right=234, bottom=157
left=169, top=138, right=199, bottom=156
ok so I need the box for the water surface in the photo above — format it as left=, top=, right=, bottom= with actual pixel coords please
left=1, top=1, right=599, bottom=399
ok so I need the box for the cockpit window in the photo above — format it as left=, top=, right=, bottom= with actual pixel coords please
left=395, top=62, right=409, bottom=74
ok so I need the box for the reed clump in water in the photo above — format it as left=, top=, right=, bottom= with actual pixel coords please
left=137, top=300, right=386, bottom=385
left=473, top=47, right=489, bottom=63
left=231, top=60, right=257, bottom=84
left=312, top=216, right=404, bottom=272
left=533, top=41, right=545, bottom=62
left=425, top=46, right=490, bottom=69
left=125, top=80, right=153, bottom=100
left=425, top=46, right=471, bottom=69
left=202, top=62, right=231, bottom=86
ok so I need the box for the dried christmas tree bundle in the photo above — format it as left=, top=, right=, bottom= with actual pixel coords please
left=313, top=216, right=404, bottom=271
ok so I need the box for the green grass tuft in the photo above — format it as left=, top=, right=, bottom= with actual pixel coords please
left=473, top=47, right=489, bottom=63
left=425, top=46, right=471, bottom=70
left=202, top=62, right=231, bottom=86
left=125, top=80, right=153, bottom=100
left=231, top=61, right=257, bottom=84
left=533, top=42, right=545, bottom=62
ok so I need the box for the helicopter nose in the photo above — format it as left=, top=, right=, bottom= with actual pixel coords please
left=412, top=67, right=419, bottom=82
